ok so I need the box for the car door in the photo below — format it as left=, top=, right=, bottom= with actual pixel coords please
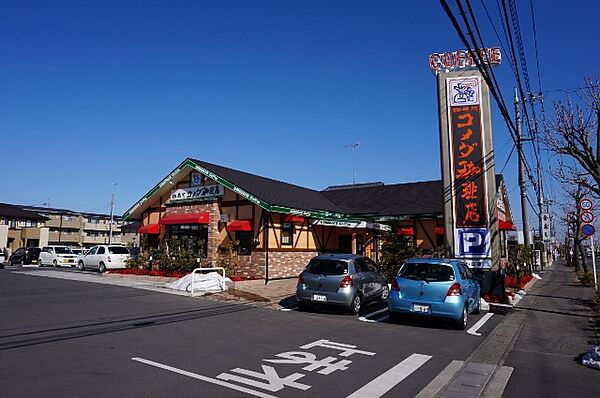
left=95, top=246, right=106, bottom=267
left=353, top=258, right=372, bottom=298
left=462, top=263, right=479, bottom=310
left=458, top=263, right=475, bottom=310
left=39, top=247, right=51, bottom=265
left=84, top=246, right=98, bottom=268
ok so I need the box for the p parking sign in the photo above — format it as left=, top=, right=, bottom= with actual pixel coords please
left=455, top=228, right=490, bottom=257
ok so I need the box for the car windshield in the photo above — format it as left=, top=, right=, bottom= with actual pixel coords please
left=108, top=246, right=129, bottom=254
left=399, top=262, right=455, bottom=282
left=305, top=259, right=348, bottom=276
left=54, top=247, right=72, bottom=254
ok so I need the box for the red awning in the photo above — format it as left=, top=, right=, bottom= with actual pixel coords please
left=498, top=219, right=517, bottom=231
left=283, top=214, right=305, bottom=223
left=227, top=220, right=252, bottom=231
left=159, top=212, right=210, bottom=225
left=138, top=223, right=160, bottom=234
left=395, top=226, right=415, bottom=236
left=434, top=226, right=445, bottom=235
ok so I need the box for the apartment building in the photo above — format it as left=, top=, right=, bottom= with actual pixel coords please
left=18, top=205, right=140, bottom=249
left=0, top=203, right=50, bottom=251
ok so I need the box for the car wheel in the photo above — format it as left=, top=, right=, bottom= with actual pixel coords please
left=20, top=260, right=25, bottom=266
left=52, top=259, right=58, bottom=268
left=457, top=305, right=468, bottom=330
left=77, top=261, right=85, bottom=271
left=7, top=260, right=12, bottom=266
left=473, top=297, right=481, bottom=315
left=349, top=294, right=362, bottom=315
left=99, top=262, right=107, bottom=273
left=380, top=285, right=390, bottom=301
left=297, top=302, right=310, bottom=312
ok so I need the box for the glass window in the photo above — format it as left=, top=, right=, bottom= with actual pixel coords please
left=305, top=259, right=348, bottom=275
left=353, top=258, right=368, bottom=273
left=167, top=224, right=208, bottom=257
left=54, top=247, right=72, bottom=254
left=108, top=246, right=129, bottom=254
left=237, top=231, right=252, bottom=255
left=365, top=257, right=379, bottom=272
left=399, top=262, right=455, bottom=282
left=97, top=247, right=105, bottom=254
left=281, top=222, right=293, bottom=245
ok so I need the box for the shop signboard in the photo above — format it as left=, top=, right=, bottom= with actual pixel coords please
left=429, top=47, right=501, bottom=72
left=170, top=184, right=224, bottom=202
left=312, top=219, right=391, bottom=231
left=446, top=75, right=491, bottom=267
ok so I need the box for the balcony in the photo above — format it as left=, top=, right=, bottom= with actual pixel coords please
left=83, top=222, right=111, bottom=231
left=82, top=236, right=124, bottom=245
left=44, top=218, right=81, bottom=229
left=48, top=231, right=81, bottom=244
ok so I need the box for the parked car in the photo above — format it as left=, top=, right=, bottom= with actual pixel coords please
left=39, top=246, right=78, bottom=267
left=77, top=245, right=130, bottom=273
left=296, top=253, right=389, bottom=315
left=7, top=247, right=42, bottom=266
left=388, top=258, right=481, bottom=330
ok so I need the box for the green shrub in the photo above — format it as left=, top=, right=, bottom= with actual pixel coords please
left=379, top=234, right=422, bottom=280
left=579, top=272, right=595, bottom=287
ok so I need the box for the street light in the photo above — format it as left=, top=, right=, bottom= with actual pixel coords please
left=109, top=183, right=118, bottom=244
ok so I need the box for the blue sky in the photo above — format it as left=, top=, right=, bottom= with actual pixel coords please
left=1, top=1, right=598, bottom=231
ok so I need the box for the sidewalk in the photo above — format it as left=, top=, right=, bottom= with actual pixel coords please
left=438, top=259, right=600, bottom=397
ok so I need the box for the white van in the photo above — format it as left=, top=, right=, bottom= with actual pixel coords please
left=39, top=246, right=78, bottom=267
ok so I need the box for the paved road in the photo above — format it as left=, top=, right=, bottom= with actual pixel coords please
left=1, top=266, right=501, bottom=397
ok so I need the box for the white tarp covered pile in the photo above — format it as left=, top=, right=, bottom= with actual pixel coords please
left=166, top=271, right=229, bottom=293
left=582, top=345, right=600, bottom=370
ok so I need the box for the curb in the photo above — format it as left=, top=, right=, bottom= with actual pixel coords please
left=102, top=273, right=180, bottom=283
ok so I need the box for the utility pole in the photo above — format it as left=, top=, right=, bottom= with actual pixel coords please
left=108, top=183, right=118, bottom=245
left=515, top=89, right=531, bottom=271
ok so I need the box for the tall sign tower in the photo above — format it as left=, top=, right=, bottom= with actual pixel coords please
left=432, top=48, right=501, bottom=270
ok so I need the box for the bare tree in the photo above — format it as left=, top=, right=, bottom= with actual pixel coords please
left=553, top=162, right=597, bottom=273
left=546, top=77, right=600, bottom=196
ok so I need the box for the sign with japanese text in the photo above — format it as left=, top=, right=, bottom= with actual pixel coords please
left=448, top=77, right=488, bottom=228
left=170, top=184, right=224, bottom=202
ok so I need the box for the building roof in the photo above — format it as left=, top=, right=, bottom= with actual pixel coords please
left=20, top=205, right=122, bottom=220
left=322, top=180, right=443, bottom=216
left=0, top=203, right=50, bottom=221
left=191, top=159, right=344, bottom=213
left=125, top=158, right=509, bottom=222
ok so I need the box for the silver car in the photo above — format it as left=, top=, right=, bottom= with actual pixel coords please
left=296, top=254, right=389, bottom=315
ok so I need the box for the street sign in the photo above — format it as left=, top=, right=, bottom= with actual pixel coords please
left=581, top=224, right=596, bottom=237
left=542, top=213, right=551, bottom=243
left=579, top=198, right=594, bottom=211
left=581, top=211, right=596, bottom=224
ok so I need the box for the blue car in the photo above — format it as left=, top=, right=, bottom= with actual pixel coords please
left=388, top=258, right=481, bottom=330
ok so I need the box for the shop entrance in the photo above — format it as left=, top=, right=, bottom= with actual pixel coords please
left=338, top=234, right=352, bottom=253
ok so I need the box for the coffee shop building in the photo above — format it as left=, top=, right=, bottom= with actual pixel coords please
left=124, top=158, right=514, bottom=281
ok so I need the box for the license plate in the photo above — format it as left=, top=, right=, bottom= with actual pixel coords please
left=412, top=304, right=430, bottom=313
left=312, top=294, right=327, bottom=302
left=64, top=259, right=73, bottom=263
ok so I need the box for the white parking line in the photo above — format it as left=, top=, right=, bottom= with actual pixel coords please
left=466, top=313, right=494, bottom=336
left=131, top=357, right=277, bottom=398
left=346, top=353, right=432, bottom=398
left=363, top=307, right=388, bottom=319
left=280, top=306, right=298, bottom=312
